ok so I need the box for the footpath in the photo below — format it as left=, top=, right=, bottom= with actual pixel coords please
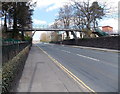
left=13, top=44, right=88, bottom=92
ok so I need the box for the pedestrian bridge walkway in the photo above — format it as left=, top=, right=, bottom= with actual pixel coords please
left=8, top=27, right=81, bottom=32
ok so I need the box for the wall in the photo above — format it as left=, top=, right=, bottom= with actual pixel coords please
left=58, top=36, right=120, bottom=50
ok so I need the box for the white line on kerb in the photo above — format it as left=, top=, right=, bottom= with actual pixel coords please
left=61, top=50, right=71, bottom=53
left=77, top=54, right=100, bottom=61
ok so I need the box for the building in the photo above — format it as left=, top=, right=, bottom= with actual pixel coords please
left=102, top=26, right=113, bottom=34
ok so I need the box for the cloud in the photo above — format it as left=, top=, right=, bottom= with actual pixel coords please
left=46, top=0, right=73, bottom=12
left=46, top=4, right=60, bottom=12
left=33, top=0, right=71, bottom=11
left=33, top=0, right=119, bottom=12
left=32, top=0, right=119, bottom=31
left=33, top=19, right=47, bottom=25
left=48, top=22, right=54, bottom=26
left=33, top=31, right=46, bottom=40
left=33, top=0, right=54, bottom=8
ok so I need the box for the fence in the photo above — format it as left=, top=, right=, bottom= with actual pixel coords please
left=2, top=40, right=32, bottom=65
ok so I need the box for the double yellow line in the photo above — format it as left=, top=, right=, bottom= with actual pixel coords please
left=37, top=45, right=96, bottom=93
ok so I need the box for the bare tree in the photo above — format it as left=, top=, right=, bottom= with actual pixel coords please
left=73, top=0, right=106, bottom=30
left=58, top=5, right=73, bottom=39
left=71, top=0, right=108, bottom=38
left=50, top=31, right=59, bottom=42
left=40, top=32, right=47, bottom=42
left=53, top=0, right=110, bottom=39
left=50, top=19, right=61, bottom=29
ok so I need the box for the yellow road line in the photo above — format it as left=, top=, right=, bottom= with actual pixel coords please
left=36, top=45, right=96, bottom=93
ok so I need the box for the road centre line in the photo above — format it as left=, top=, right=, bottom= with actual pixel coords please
left=60, top=49, right=116, bottom=67
left=77, top=52, right=117, bottom=67
left=76, top=54, right=100, bottom=62
left=60, top=48, right=100, bottom=62
left=40, top=44, right=117, bottom=68
left=60, top=48, right=117, bottom=68
left=36, top=45, right=96, bottom=93
left=61, top=49, right=99, bottom=62
left=61, top=50, right=71, bottom=53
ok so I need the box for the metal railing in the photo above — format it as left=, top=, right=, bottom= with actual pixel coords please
left=2, top=40, right=32, bottom=65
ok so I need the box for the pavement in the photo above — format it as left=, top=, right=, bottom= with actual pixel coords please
left=14, top=44, right=90, bottom=92
left=71, top=45, right=120, bottom=53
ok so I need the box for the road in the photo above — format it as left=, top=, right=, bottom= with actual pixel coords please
left=37, top=43, right=118, bottom=92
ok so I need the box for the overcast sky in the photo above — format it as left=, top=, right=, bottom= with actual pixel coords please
left=32, top=0, right=119, bottom=40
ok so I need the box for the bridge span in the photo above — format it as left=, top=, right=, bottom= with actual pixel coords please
left=8, top=28, right=81, bottom=39
left=8, top=28, right=81, bottom=32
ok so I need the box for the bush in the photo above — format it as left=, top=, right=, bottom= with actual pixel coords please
left=24, top=36, right=32, bottom=41
left=2, top=45, right=31, bottom=93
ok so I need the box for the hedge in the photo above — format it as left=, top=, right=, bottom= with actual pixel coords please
left=2, top=45, right=31, bottom=93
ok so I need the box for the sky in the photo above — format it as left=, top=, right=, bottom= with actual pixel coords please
left=32, top=0, right=119, bottom=40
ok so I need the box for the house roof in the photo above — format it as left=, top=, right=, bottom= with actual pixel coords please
left=102, top=26, right=113, bottom=28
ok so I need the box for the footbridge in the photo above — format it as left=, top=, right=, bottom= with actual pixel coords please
left=8, top=27, right=82, bottom=39
left=8, top=28, right=81, bottom=32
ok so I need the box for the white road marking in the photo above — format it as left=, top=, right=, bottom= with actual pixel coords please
left=61, top=50, right=71, bottom=53
left=77, top=54, right=100, bottom=62
left=61, top=49, right=99, bottom=61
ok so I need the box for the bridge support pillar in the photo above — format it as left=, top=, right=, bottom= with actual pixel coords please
left=70, top=31, right=78, bottom=45
left=32, top=30, right=36, bottom=37
left=65, top=31, right=70, bottom=39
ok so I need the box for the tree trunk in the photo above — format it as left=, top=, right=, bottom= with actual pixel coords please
left=87, top=18, right=90, bottom=30
left=4, top=13, right=7, bottom=31
left=12, top=3, right=18, bottom=39
left=21, top=27, right=24, bottom=41
left=87, top=23, right=90, bottom=30
left=93, top=19, right=96, bottom=29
